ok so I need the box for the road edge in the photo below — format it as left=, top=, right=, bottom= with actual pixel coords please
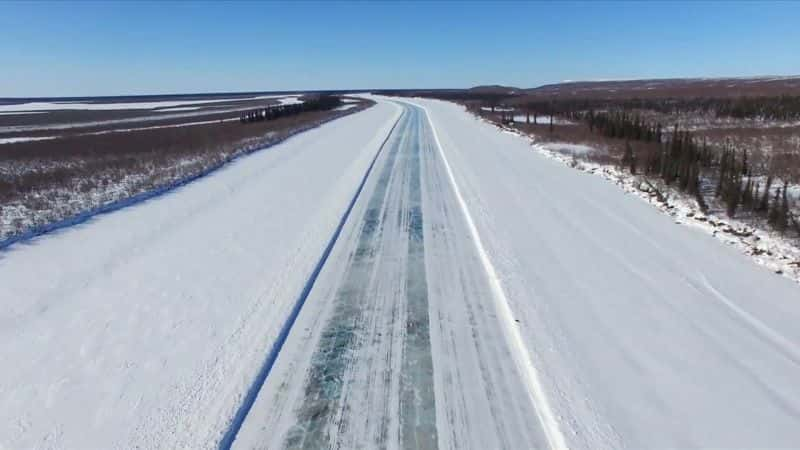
left=400, top=97, right=570, bottom=450
left=218, top=103, right=405, bottom=450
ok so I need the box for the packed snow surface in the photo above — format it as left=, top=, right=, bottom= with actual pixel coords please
left=233, top=102, right=551, bottom=449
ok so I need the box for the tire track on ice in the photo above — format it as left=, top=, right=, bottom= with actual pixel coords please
left=217, top=110, right=404, bottom=450
left=400, top=109, right=437, bottom=449
left=405, top=99, right=570, bottom=450
left=282, top=105, right=438, bottom=449
left=283, top=109, right=406, bottom=448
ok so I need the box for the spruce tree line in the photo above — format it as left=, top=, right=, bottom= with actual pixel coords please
left=468, top=93, right=798, bottom=235
left=401, top=90, right=800, bottom=122
left=240, top=95, right=341, bottom=124
left=584, top=110, right=663, bottom=142
left=515, top=95, right=800, bottom=122
left=686, top=95, right=800, bottom=121
left=604, top=117, right=795, bottom=233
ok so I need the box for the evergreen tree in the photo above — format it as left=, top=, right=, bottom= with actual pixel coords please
left=741, top=149, right=749, bottom=175
left=621, top=140, right=636, bottom=174
left=742, top=176, right=753, bottom=209
left=768, top=187, right=782, bottom=227
left=725, top=169, right=743, bottom=218
left=777, top=182, right=790, bottom=233
left=716, top=150, right=728, bottom=197
left=758, top=175, right=773, bottom=213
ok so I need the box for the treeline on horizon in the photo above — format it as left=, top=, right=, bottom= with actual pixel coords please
left=511, top=96, right=800, bottom=122
left=378, top=88, right=800, bottom=121
left=240, top=94, right=341, bottom=123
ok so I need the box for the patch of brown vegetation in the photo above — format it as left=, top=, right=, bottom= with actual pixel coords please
left=0, top=98, right=372, bottom=240
left=522, top=76, right=800, bottom=100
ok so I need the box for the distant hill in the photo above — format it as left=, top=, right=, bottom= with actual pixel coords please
left=467, top=85, right=520, bottom=95
left=521, top=76, right=800, bottom=99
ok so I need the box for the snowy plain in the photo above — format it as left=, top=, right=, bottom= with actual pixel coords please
left=0, top=94, right=302, bottom=113
left=0, top=97, right=303, bottom=137
left=412, top=97, right=800, bottom=448
left=1, top=95, right=800, bottom=450
left=0, top=118, right=244, bottom=145
left=0, top=101, right=401, bottom=449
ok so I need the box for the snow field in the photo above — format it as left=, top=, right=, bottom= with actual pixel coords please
left=0, top=95, right=302, bottom=113
left=0, top=101, right=401, bottom=449
left=412, top=97, right=800, bottom=449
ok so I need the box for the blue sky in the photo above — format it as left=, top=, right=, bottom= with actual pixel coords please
left=2, top=1, right=799, bottom=97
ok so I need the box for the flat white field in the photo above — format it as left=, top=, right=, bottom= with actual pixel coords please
left=414, top=97, right=800, bottom=449
left=0, top=101, right=401, bottom=449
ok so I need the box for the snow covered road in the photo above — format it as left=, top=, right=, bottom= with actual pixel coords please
left=0, top=101, right=402, bottom=449
left=2, top=96, right=800, bottom=449
left=232, top=103, right=548, bottom=449
left=232, top=98, right=800, bottom=449
left=412, top=98, right=800, bottom=449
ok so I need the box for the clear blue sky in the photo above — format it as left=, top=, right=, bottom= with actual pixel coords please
left=2, top=1, right=799, bottom=97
